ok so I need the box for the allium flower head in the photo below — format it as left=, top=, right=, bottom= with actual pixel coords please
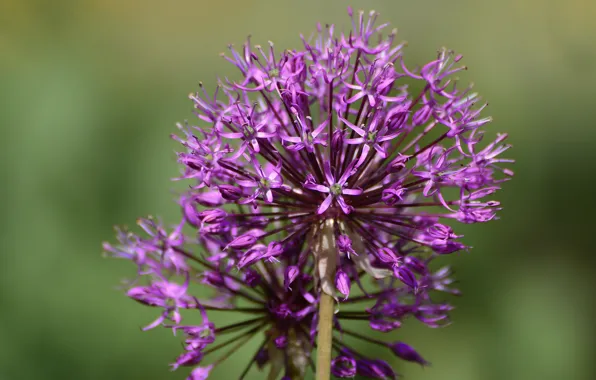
left=105, top=8, right=513, bottom=379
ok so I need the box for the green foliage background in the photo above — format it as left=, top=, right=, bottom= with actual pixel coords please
left=1, top=0, right=595, bottom=379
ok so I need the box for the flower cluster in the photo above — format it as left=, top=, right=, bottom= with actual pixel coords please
left=105, top=8, right=512, bottom=380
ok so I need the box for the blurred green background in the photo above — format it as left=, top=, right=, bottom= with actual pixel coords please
left=2, top=0, right=595, bottom=379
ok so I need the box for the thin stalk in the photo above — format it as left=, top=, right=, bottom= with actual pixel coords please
left=214, top=317, right=265, bottom=334
left=211, top=322, right=266, bottom=366
left=315, top=220, right=336, bottom=380
left=316, top=293, right=334, bottom=380
left=239, top=337, right=270, bottom=380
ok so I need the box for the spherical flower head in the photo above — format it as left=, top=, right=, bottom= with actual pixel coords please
left=105, top=8, right=513, bottom=379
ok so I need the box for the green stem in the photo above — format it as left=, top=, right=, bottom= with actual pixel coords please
left=315, top=219, right=337, bottom=380
left=316, top=292, right=335, bottom=380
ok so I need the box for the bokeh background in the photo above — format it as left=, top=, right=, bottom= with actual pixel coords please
left=2, top=0, right=596, bottom=379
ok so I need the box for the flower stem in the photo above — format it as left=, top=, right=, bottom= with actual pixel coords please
left=316, top=292, right=334, bottom=380
left=315, top=219, right=336, bottom=380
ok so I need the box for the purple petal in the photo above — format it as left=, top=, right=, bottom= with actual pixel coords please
left=335, top=270, right=351, bottom=299
left=376, top=247, right=398, bottom=263
left=338, top=116, right=366, bottom=136
left=337, top=196, right=353, bottom=214
left=342, top=188, right=362, bottom=196
left=389, top=342, right=430, bottom=366
left=304, top=183, right=330, bottom=193
left=394, top=265, right=417, bottom=289
left=356, top=359, right=397, bottom=379
left=317, top=194, right=333, bottom=214
left=284, top=266, right=300, bottom=289
left=237, top=247, right=265, bottom=268
left=197, top=209, right=227, bottom=224
left=187, top=365, right=213, bottom=380
left=218, top=185, right=242, bottom=201
left=331, top=355, right=357, bottom=378
left=323, top=162, right=335, bottom=184
left=226, top=233, right=257, bottom=250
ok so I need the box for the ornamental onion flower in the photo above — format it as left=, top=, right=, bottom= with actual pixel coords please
left=104, top=7, right=513, bottom=380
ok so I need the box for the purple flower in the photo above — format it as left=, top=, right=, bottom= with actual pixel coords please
left=376, top=247, right=399, bottom=263
left=197, top=209, right=227, bottom=224
left=337, top=234, right=357, bottom=258
left=274, top=335, right=288, bottom=348
left=335, top=270, right=351, bottom=299
left=217, top=184, right=242, bottom=201
left=187, top=365, right=213, bottom=380
left=284, top=265, right=300, bottom=289
left=105, top=8, right=513, bottom=379
left=331, top=355, right=357, bottom=378
left=389, top=342, right=430, bottom=366
left=217, top=103, right=277, bottom=158
left=225, top=232, right=258, bottom=250
left=339, top=114, right=401, bottom=166
left=304, top=161, right=363, bottom=214
left=393, top=265, right=418, bottom=290
left=356, top=359, right=397, bottom=379
left=236, top=158, right=290, bottom=204
left=280, top=107, right=329, bottom=152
